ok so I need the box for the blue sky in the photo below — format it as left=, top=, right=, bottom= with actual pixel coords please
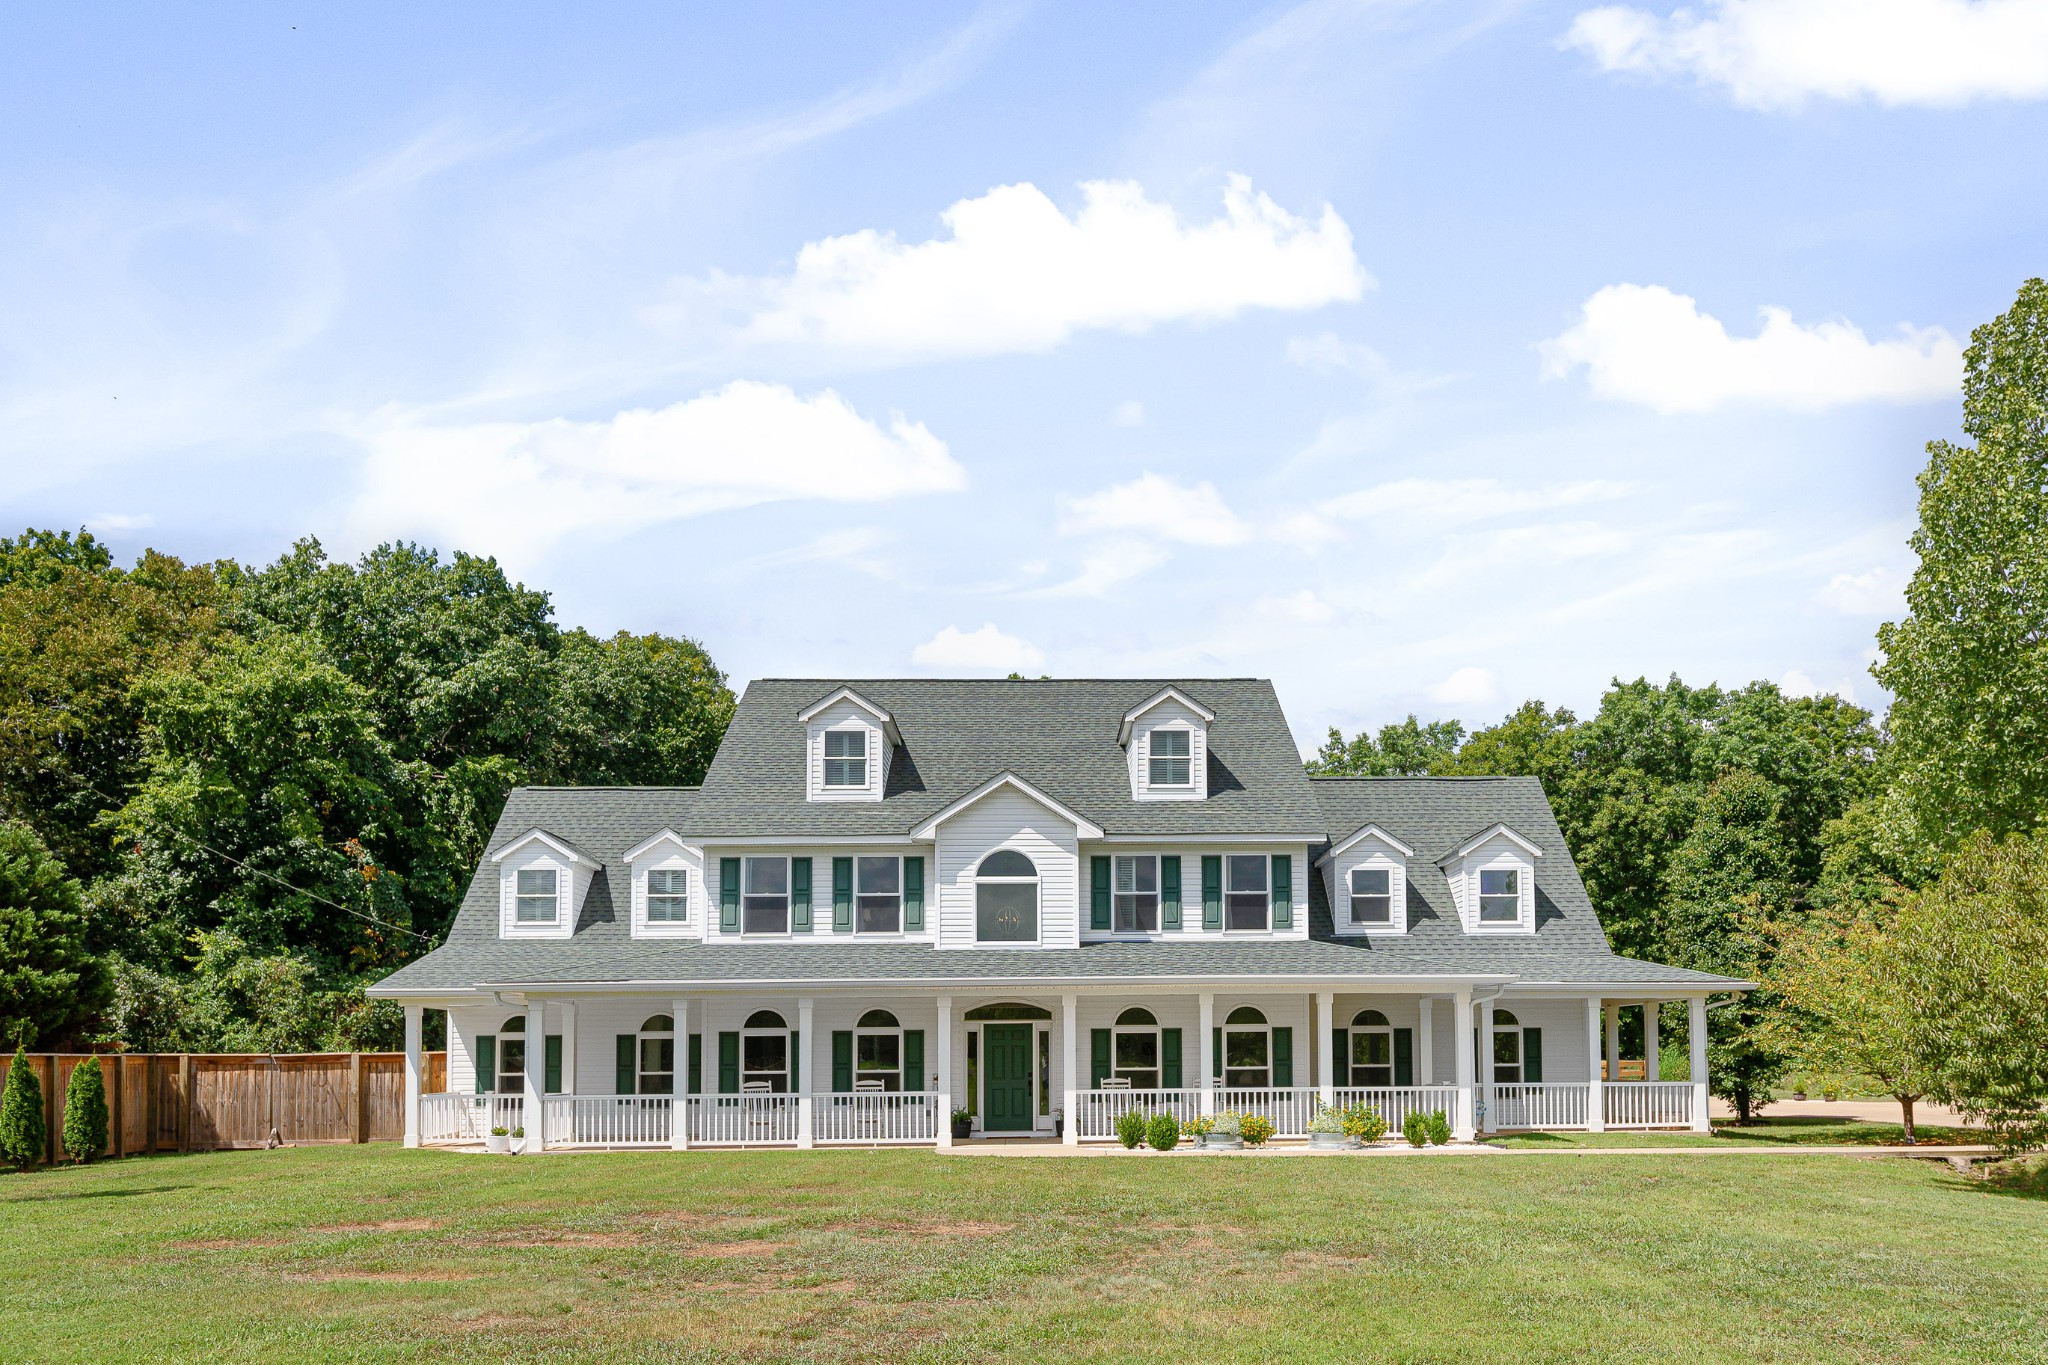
left=4, top=0, right=2045, bottom=750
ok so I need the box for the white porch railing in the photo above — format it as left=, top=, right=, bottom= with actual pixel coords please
left=1332, top=1086, right=1462, bottom=1131
left=1604, top=1081, right=1694, bottom=1129
left=810, top=1092, right=941, bottom=1144
left=420, top=1092, right=522, bottom=1144
left=1072, top=1088, right=1202, bottom=1140
left=1488, top=1083, right=1591, bottom=1130
left=545, top=1095, right=674, bottom=1147
left=1218, top=1087, right=1320, bottom=1138
left=688, top=1094, right=801, bottom=1145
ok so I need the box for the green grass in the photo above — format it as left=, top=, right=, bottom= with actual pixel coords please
left=1491, top=1116, right=1987, bottom=1149
left=4, top=1144, right=2045, bottom=1363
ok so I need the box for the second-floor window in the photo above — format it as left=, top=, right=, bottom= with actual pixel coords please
left=1226, top=855, right=1269, bottom=931
left=824, top=729, right=867, bottom=787
left=856, top=856, right=901, bottom=933
left=647, top=868, right=689, bottom=922
left=1148, top=729, right=1191, bottom=786
left=743, top=857, right=789, bottom=933
left=976, top=849, right=1039, bottom=943
left=1114, top=855, right=1159, bottom=932
left=1479, top=868, right=1520, bottom=923
left=1349, top=867, right=1391, bottom=925
left=516, top=868, right=559, bottom=923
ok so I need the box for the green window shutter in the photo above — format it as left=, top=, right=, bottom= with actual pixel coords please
left=1273, top=1027, right=1294, bottom=1087
left=832, top=1032, right=853, bottom=1092
left=1162, top=1028, right=1182, bottom=1089
left=1090, top=856, right=1111, bottom=931
left=545, top=1035, right=563, bottom=1094
left=718, top=1032, right=739, bottom=1094
left=1201, top=856, right=1222, bottom=930
left=687, top=1034, right=702, bottom=1095
left=720, top=858, right=740, bottom=932
left=904, top=1029, right=925, bottom=1092
left=1271, top=854, right=1293, bottom=929
left=832, top=857, right=853, bottom=932
left=904, top=856, right=925, bottom=931
left=1160, top=855, right=1182, bottom=930
left=1394, top=1029, right=1413, bottom=1087
left=789, top=1031, right=800, bottom=1093
left=1524, top=1028, right=1543, bottom=1083
left=1212, top=1028, right=1221, bottom=1079
left=792, top=857, right=813, bottom=932
left=475, top=1036, right=495, bottom=1094
left=1090, top=1029, right=1111, bottom=1088
left=1332, top=1029, right=1348, bottom=1087
left=615, top=1035, right=636, bottom=1094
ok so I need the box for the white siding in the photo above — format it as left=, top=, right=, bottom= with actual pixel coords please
left=699, top=844, right=937, bottom=944
left=1077, top=842, right=1311, bottom=941
left=629, top=835, right=704, bottom=940
left=805, top=699, right=889, bottom=803
left=933, top=787, right=1081, bottom=950
left=1127, top=698, right=1209, bottom=802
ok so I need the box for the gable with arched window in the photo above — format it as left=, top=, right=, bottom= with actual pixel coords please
left=975, top=850, right=1040, bottom=944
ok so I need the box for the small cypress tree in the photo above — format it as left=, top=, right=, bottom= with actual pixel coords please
left=1, top=1046, right=46, bottom=1170
left=62, top=1057, right=108, bottom=1164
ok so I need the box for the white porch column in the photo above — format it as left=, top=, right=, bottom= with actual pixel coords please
left=1585, top=996, right=1605, bottom=1132
left=1689, top=996, right=1711, bottom=1133
left=936, top=996, right=954, bottom=1149
left=1060, top=992, right=1079, bottom=1146
left=1604, top=1003, right=1621, bottom=1085
left=670, top=998, right=690, bottom=1150
left=797, top=997, right=816, bottom=1149
left=1451, top=986, right=1475, bottom=1142
left=1643, top=1000, right=1660, bottom=1084
left=1315, top=991, right=1335, bottom=1108
left=1478, top=997, right=1496, bottom=1135
left=524, top=998, right=546, bottom=1152
left=402, top=1004, right=423, bottom=1148
left=1197, top=991, right=1216, bottom=1116
left=1417, top=996, right=1434, bottom=1086
left=559, top=1001, right=578, bottom=1096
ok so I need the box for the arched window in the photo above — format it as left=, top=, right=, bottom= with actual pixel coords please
left=1223, top=1006, right=1270, bottom=1088
left=975, top=850, right=1039, bottom=943
left=637, top=1015, right=675, bottom=1094
left=1350, top=1009, right=1394, bottom=1087
left=1111, top=1007, right=1161, bottom=1089
left=742, top=1011, right=790, bottom=1093
left=496, top=1016, right=526, bottom=1093
left=855, top=1009, right=903, bottom=1091
left=1491, top=1009, right=1523, bottom=1084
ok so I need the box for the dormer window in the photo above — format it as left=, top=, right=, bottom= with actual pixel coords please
left=1479, top=869, right=1520, bottom=923
left=1438, top=823, right=1540, bottom=934
left=647, top=869, right=689, bottom=922
left=824, top=729, right=867, bottom=787
left=1349, top=867, right=1392, bottom=925
left=515, top=868, right=559, bottom=923
left=1148, top=730, right=1191, bottom=786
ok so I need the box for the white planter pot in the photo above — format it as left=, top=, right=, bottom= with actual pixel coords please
left=1207, top=1134, right=1244, bottom=1150
left=1308, top=1131, right=1350, bottom=1149
left=485, top=1133, right=509, bottom=1154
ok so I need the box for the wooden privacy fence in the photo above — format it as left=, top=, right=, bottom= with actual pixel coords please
left=0, top=1051, right=447, bottom=1165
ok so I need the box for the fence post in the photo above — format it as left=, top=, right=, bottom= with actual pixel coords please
left=41, top=1057, right=58, bottom=1165
left=144, top=1056, right=158, bottom=1155
left=110, top=1056, right=124, bottom=1159
left=351, top=1053, right=366, bottom=1143
left=178, top=1054, right=192, bottom=1153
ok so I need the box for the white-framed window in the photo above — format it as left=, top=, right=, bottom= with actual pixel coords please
left=497, top=1016, right=527, bottom=1093
left=975, top=850, right=1039, bottom=943
left=1148, top=729, right=1192, bottom=786
left=1226, top=855, right=1269, bottom=931
left=743, top=1010, right=790, bottom=1092
left=1350, top=1009, right=1393, bottom=1086
left=1112, top=1007, right=1161, bottom=1088
left=823, top=729, right=868, bottom=787
left=1491, top=1009, right=1524, bottom=1083
left=856, top=1009, right=903, bottom=1092
left=1113, top=855, right=1159, bottom=933
left=1223, top=1006, right=1270, bottom=1087
left=515, top=868, right=559, bottom=923
left=647, top=868, right=689, bottom=923
left=1479, top=868, right=1521, bottom=924
left=1349, top=867, right=1392, bottom=926
left=743, top=857, right=790, bottom=934
left=856, top=856, right=901, bottom=934
left=639, top=1014, right=675, bottom=1095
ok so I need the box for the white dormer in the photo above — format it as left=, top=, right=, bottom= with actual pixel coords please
left=490, top=829, right=593, bottom=940
left=799, top=687, right=900, bottom=803
left=1119, top=686, right=1215, bottom=802
left=623, top=829, right=703, bottom=939
left=1438, top=823, right=1543, bottom=935
left=1319, top=823, right=1415, bottom=936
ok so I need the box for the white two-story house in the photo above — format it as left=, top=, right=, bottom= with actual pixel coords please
left=371, top=678, right=1746, bottom=1149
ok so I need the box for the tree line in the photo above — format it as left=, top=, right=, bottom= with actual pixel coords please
left=1310, top=279, right=2048, bottom=1150
left=0, top=537, right=735, bottom=1054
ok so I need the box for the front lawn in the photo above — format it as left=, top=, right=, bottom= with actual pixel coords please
left=3, top=1144, right=2043, bottom=1363
left=1491, top=1116, right=1985, bottom=1148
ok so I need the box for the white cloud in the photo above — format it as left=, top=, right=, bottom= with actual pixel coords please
left=1111, top=400, right=1147, bottom=427
left=911, top=622, right=1046, bottom=673
left=1541, top=284, right=1963, bottom=412
left=1256, top=589, right=1337, bottom=624
left=352, top=380, right=963, bottom=554
left=1059, top=473, right=1251, bottom=546
left=1285, top=332, right=1389, bottom=378
left=740, top=174, right=1368, bottom=360
left=1780, top=668, right=1860, bottom=704
left=1027, top=542, right=1174, bottom=598
left=1818, top=565, right=1906, bottom=615
left=1323, top=477, right=1634, bottom=524
left=85, top=512, right=154, bottom=533
left=1564, top=0, right=2048, bottom=110
left=1430, top=667, right=1498, bottom=705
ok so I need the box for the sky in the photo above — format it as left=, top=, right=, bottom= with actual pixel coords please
left=3, top=0, right=2045, bottom=752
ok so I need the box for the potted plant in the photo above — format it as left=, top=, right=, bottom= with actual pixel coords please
left=1791, top=1077, right=1808, bottom=1101
left=1307, top=1103, right=1351, bottom=1149
left=508, top=1125, right=526, bottom=1154
left=1145, top=1112, right=1180, bottom=1152
left=1184, top=1113, right=1215, bottom=1148
left=1344, top=1103, right=1388, bottom=1146
left=1207, top=1111, right=1244, bottom=1150
left=951, top=1108, right=973, bottom=1141
left=1053, top=1108, right=1063, bottom=1140
left=1240, top=1114, right=1275, bottom=1147
left=486, top=1125, right=510, bottom=1154
left=1115, top=1107, right=1150, bottom=1149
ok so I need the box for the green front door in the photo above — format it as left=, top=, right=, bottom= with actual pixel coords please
left=982, top=1024, right=1034, bottom=1133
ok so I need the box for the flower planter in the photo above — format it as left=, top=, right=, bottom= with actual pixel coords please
left=1308, top=1131, right=1351, bottom=1149
left=485, top=1133, right=509, bottom=1154
left=1206, top=1134, right=1244, bottom=1150
left=951, top=1119, right=973, bottom=1141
